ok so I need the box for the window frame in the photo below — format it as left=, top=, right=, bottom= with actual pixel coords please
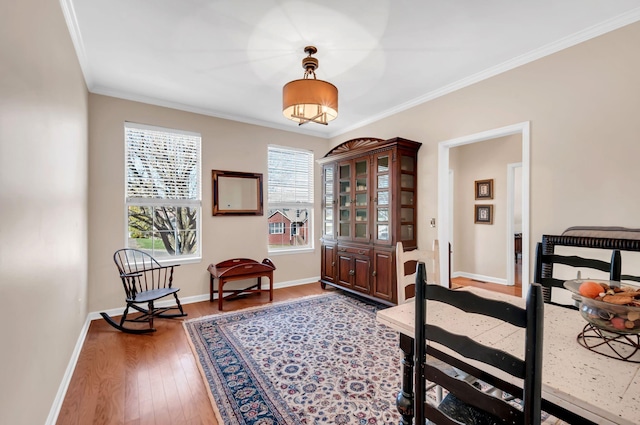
left=269, top=222, right=285, bottom=235
left=267, top=145, right=314, bottom=254
left=124, top=122, right=202, bottom=264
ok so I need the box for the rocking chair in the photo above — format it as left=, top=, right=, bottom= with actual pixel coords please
left=100, top=248, right=187, bottom=334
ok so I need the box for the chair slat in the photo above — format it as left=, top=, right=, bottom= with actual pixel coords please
left=544, top=254, right=612, bottom=272
left=426, top=345, right=523, bottom=400
left=425, top=284, right=527, bottom=328
left=425, top=324, right=525, bottom=378
left=425, top=363, right=524, bottom=423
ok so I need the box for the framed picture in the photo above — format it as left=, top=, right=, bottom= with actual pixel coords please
left=475, top=204, right=493, bottom=224
left=475, top=179, right=493, bottom=200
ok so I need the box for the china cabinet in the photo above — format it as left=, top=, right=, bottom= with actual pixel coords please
left=318, top=137, right=421, bottom=305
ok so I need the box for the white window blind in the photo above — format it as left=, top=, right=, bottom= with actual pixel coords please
left=268, top=146, right=314, bottom=205
left=126, top=125, right=200, bottom=201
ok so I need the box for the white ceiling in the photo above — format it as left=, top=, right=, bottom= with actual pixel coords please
left=63, top=1, right=640, bottom=138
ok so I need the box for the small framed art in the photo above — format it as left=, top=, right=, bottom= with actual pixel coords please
left=475, top=179, right=493, bottom=200
left=475, top=204, right=493, bottom=224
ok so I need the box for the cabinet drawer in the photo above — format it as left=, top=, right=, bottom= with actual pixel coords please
left=337, top=246, right=370, bottom=256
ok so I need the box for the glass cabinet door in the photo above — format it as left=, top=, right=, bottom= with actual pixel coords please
left=338, top=162, right=351, bottom=238
left=353, top=158, right=369, bottom=240
left=338, top=158, right=369, bottom=241
left=399, top=153, right=416, bottom=243
left=373, top=153, right=391, bottom=244
left=322, top=164, right=335, bottom=238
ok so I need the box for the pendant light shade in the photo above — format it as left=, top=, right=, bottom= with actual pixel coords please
left=283, top=46, right=338, bottom=126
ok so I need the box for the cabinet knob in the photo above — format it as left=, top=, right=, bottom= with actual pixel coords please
left=332, top=261, right=335, bottom=267
left=358, top=250, right=365, bottom=255
left=372, top=271, right=377, bottom=277
left=349, top=270, right=355, bottom=276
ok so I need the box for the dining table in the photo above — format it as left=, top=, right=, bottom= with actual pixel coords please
left=376, top=286, right=640, bottom=425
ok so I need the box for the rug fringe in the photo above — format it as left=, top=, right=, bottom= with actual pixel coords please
left=183, top=291, right=340, bottom=324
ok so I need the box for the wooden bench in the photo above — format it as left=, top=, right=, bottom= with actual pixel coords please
left=207, top=258, right=275, bottom=310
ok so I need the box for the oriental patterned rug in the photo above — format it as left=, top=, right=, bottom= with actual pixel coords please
left=183, top=293, right=403, bottom=424
left=184, top=292, right=566, bottom=425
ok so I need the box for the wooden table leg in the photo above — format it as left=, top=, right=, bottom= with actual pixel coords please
left=209, top=275, right=214, bottom=302
left=218, top=278, right=224, bottom=311
left=396, top=333, right=414, bottom=425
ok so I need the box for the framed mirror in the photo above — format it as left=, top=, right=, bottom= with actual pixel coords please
left=212, top=170, right=263, bottom=216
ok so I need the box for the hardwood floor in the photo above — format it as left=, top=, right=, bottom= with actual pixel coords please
left=450, top=259, right=523, bottom=297
left=56, top=283, right=334, bottom=425
left=57, top=267, right=522, bottom=425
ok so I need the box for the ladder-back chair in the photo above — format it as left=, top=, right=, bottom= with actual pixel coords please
left=534, top=241, right=621, bottom=309
left=414, top=262, right=544, bottom=425
left=396, top=240, right=440, bottom=305
left=100, top=248, right=187, bottom=334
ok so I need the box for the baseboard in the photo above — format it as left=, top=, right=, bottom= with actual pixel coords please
left=47, top=276, right=320, bottom=424
left=86, top=276, right=321, bottom=320
left=45, top=315, right=92, bottom=425
left=452, top=271, right=508, bottom=286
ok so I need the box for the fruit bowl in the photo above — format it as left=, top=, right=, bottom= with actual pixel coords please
left=564, top=279, right=640, bottom=335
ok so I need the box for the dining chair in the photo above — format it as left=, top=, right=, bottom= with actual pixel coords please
left=396, top=240, right=452, bottom=402
left=414, top=262, right=544, bottom=425
left=101, top=248, right=187, bottom=334
left=533, top=241, right=621, bottom=309
left=396, top=240, right=440, bottom=304
left=396, top=240, right=494, bottom=405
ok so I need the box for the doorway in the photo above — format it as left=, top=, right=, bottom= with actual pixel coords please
left=507, top=162, right=523, bottom=287
left=437, top=122, right=531, bottom=299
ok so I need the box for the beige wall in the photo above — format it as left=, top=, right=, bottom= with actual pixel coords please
left=450, top=135, right=521, bottom=280
left=331, top=21, right=640, bottom=282
left=88, top=95, right=330, bottom=312
left=4, top=3, right=640, bottom=421
left=0, top=1, right=89, bottom=424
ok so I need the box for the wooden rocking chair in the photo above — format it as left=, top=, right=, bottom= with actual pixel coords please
left=100, top=248, right=187, bottom=334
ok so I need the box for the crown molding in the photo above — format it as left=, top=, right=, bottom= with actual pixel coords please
left=59, top=0, right=93, bottom=88
left=329, top=7, right=640, bottom=139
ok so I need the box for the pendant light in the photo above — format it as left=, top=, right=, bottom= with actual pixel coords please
left=282, top=46, right=338, bottom=126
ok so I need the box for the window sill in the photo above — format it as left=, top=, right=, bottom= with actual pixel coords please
left=156, top=256, right=202, bottom=266
left=268, top=248, right=315, bottom=256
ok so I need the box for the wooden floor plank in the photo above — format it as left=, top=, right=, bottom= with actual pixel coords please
left=451, top=259, right=523, bottom=297
left=57, top=280, right=518, bottom=424
left=56, top=283, right=327, bottom=424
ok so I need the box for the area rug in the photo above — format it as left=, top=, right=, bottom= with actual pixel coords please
left=183, top=293, right=402, bottom=424
left=184, top=293, right=566, bottom=425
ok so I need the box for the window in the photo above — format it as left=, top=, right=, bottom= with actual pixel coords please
left=268, top=146, right=314, bottom=252
left=269, top=222, right=284, bottom=234
left=125, top=122, right=201, bottom=262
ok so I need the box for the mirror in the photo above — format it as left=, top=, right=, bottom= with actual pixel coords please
left=212, top=170, right=263, bottom=216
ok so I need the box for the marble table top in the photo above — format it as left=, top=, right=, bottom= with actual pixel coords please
left=376, top=287, right=640, bottom=425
